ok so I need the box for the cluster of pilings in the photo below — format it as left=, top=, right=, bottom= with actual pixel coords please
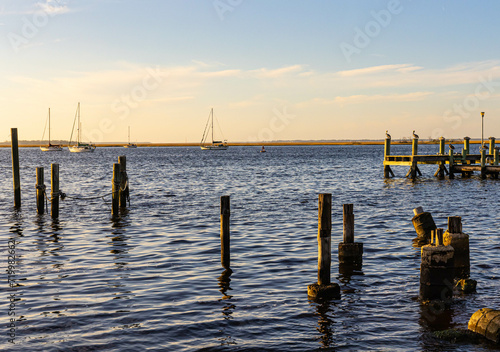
left=384, top=136, right=500, bottom=180
left=10, top=128, right=130, bottom=219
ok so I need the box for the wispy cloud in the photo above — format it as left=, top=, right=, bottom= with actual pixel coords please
left=296, top=92, right=433, bottom=108
left=338, top=64, right=422, bottom=77
left=37, top=0, right=70, bottom=15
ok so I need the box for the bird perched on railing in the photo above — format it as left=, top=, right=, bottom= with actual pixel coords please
left=412, top=130, right=419, bottom=139
left=385, top=130, right=391, bottom=139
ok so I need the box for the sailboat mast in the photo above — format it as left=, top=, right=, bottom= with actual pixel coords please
left=48, top=108, right=51, bottom=144
left=77, top=102, right=80, bottom=144
left=211, top=108, right=214, bottom=144
left=128, top=126, right=131, bottom=144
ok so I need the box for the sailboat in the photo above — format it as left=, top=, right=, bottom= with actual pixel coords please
left=124, top=126, right=137, bottom=148
left=40, top=108, right=63, bottom=151
left=200, top=108, right=228, bottom=150
left=68, top=102, right=96, bottom=153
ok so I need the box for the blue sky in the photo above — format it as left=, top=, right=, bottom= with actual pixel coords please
left=1, top=0, right=500, bottom=143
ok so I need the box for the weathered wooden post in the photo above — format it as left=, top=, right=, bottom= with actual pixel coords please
left=36, top=167, right=45, bottom=215
left=51, top=164, right=59, bottom=219
left=468, top=308, right=500, bottom=344
left=383, top=136, right=394, bottom=178
left=118, top=156, right=128, bottom=208
left=444, top=216, right=470, bottom=280
left=308, top=194, right=340, bottom=300
left=480, top=148, right=486, bottom=179
left=449, top=149, right=455, bottom=179
left=494, top=147, right=499, bottom=166
left=338, top=204, right=363, bottom=271
left=420, top=228, right=455, bottom=301
left=439, top=137, right=445, bottom=155
left=220, top=195, right=230, bottom=269
left=489, top=136, right=495, bottom=154
left=463, top=137, right=470, bottom=156
left=11, top=128, right=21, bottom=208
left=412, top=136, right=419, bottom=156
left=412, top=206, right=437, bottom=245
left=112, top=163, right=121, bottom=218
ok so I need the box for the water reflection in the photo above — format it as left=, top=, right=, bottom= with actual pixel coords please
left=217, top=268, right=236, bottom=346
left=311, top=300, right=336, bottom=349
left=107, top=214, right=133, bottom=300
left=419, top=301, right=454, bottom=332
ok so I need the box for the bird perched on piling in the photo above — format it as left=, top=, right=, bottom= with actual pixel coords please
left=449, top=143, right=455, bottom=151
left=385, top=130, right=391, bottom=139
left=412, top=130, right=419, bottom=139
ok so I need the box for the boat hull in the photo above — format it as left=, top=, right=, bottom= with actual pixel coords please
left=40, top=146, right=63, bottom=151
left=201, top=145, right=228, bottom=150
left=124, top=144, right=137, bottom=148
left=69, top=145, right=96, bottom=153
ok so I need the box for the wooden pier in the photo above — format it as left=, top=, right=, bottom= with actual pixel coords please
left=384, top=136, right=499, bottom=180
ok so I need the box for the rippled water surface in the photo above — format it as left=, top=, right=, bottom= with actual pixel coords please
left=1, top=145, right=499, bottom=351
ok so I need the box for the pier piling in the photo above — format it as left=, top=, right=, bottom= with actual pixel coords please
left=412, top=207, right=437, bottom=245
left=112, top=163, right=121, bottom=218
left=220, top=195, right=230, bottom=269
left=11, top=128, right=21, bottom=208
left=468, top=308, right=500, bottom=344
left=420, top=228, right=455, bottom=301
left=384, top=137, right=394, bottom=178
left=338, top=204, right=363, bottom=271
left=118, top=156, right=128, bottom=208
left=308, top=194, right=340, bottom=300
left=36, top=167, right=45, bottom=215
left=444, top=216, right=470, bottom=280
left=51, top=164, right=59, bottom=219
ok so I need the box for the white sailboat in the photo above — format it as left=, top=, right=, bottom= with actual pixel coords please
left=124, top=126, right=137, bottom=148
left=200, top=108, right=228, bottom=150
left=68, top=102, right=96, bottom=153
left=40, top=108, right=63, bottom=151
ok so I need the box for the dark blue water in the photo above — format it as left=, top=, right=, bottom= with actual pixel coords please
left=1, top=145, right=499, bottom=351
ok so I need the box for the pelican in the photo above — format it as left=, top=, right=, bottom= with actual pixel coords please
left=412, top=130, right=419, bottom=139
left=449, top=143, right=455, bottom=150
left=385, top=130, right=391, bottom=139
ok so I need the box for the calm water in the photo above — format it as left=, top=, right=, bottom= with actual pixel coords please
left=1, top=145, right=499, bottom=351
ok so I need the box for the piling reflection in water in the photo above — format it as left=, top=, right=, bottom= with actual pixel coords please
left=217, top=268, right=236, bottom=346
left=108, top=214, right=133, bottom=300
left=311, top=300, right=336, bottom=349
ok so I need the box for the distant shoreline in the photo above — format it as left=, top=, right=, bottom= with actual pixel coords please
left=0, top=139, right=484, bottom=148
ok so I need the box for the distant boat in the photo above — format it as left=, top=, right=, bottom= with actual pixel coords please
left=200, top=108, right=228, bottom=150
left=260, top=146, right=266, bottom=153
left=124, top=126, right=137, bottom=148
left=40, top=108, right=63, bottom=151
left=68, top=102, right=96, bottom=153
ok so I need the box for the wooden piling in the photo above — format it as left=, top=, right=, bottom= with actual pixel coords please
left=36, top=167, right=45, bottom=215
left=318, top=194, right=332, bottom=285
left=494, top=147, right=499, bottom=165
left=481, top=148, right=486, bottom=179
left=463, top=137, right=470, bottom=156
left=489, top=137, right=495, bottom=153
left=112, top=163, right=121, bottom=218
left=338, top=204, right=363, bottom=270
left=439, top=137, right=445, bottom=155
left=51, top=164, right=59, bottom=219
left=449, top=149, right=455, bottom=179
left=220, top=195, right=230, bottom=269
left=383, top=137, right=394, bottom=178
left=412, top=137, right=419, bottom=156
left=308, top=194, right=340, bottom=300
left=118, top=156, right=128, bottom=208
left=11, top=128, right=21, bottom=208
left=412, top=207, right=436, bottom=245
left=444, top=216, right=471, bottom=280
left=420, top=228, right=455, bottom=301
left=468, top=308, right=500, bottom=344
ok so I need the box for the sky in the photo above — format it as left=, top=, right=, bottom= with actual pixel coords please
left=1, top=0, right=500, bottom=143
